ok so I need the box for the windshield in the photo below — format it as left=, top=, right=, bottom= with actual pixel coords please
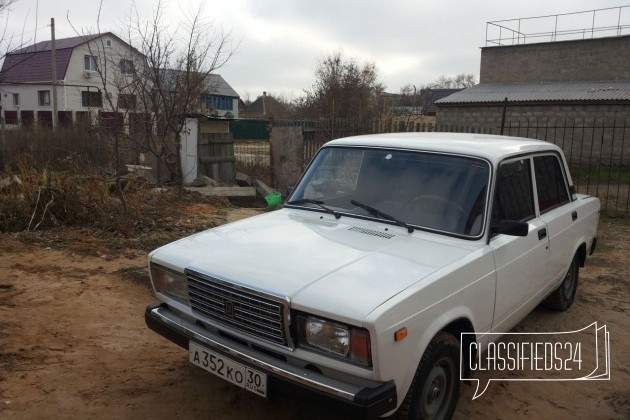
left=288, top=147, right=490, bottom=237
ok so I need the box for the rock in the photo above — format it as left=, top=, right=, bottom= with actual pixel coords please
left=189, top=175, right=218, bottom=187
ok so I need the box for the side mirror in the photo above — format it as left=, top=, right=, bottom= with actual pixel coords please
left=493, top=220, right=529, bottom=237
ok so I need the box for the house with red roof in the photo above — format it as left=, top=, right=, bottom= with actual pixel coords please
left=0, top=32, right=144, bottom=127
left=0, top=32, right=240, bottom=128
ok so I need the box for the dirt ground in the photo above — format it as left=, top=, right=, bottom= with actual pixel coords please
left=0, top=205, right=628, bottom=419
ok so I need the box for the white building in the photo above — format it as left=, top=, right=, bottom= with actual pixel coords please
left=0, top=32, right=240, bottom=128
left=0, top=32, right=146, bottom=127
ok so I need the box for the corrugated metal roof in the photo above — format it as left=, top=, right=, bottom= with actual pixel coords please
left=158, top=70, right=238, bottom=98
left=436, top=81, right=630, bottom=104
left=206, top=74, right=239, bottom=98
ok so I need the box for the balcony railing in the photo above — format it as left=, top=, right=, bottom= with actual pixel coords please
left=486, top=5, right=630, bottom=46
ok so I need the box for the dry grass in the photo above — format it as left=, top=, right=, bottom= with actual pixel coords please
left=0, top=154, right=185, bottom=234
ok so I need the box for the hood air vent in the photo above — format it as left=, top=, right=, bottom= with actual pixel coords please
left=348, top=226, right=395, bottom=239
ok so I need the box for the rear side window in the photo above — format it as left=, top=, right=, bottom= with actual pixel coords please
left=494, top=160, right=535, bottom=222
left=534, top=155, right=570, bottom=213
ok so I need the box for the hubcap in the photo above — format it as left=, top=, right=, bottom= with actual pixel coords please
left=562, top=262, right=576, bottom=297
left=428, top=384, right=442, bottom=403
left=419, top=358, right=454, bottom=418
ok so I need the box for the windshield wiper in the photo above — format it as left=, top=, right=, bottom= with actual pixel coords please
left=350, top=199, right=414, bottom=233
left=286, top=198, right=341, bottom=219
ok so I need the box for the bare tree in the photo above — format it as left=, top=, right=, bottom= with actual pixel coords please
left=0, top=0, right=23, bottom=82
left=67, top=1, right=148, bottom=211
left=300, top=51, right=385, bottom=125
left=125, top=0, right=234, bottom=191
left=0, top=0, right=18, bottom=55
left=396, top=84, right=423, bottom=131
left=426, top=73, right=477, bottom=89
left=67, top=0, right=234, bottom=195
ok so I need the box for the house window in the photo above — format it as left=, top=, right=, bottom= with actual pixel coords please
left=38, top=90, right=51, bottom=106
left=82, top=90, right=103, bottom=107
left=118, top=94, right=137, bottom=109
left=205, top=94, right=233, bottom=111
left=84, top=55, right=99, bottom=72
left=4, top=111, right=18, bottom=124
left=120, top=59, right=134, bottom=75
left=12, top=93, right=19, bottom=106
left=106, top=39, right=112, bottom=47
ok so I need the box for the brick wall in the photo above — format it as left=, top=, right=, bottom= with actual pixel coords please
left=436, top=103, right=630, bottom=164
left=480, top=36, right=630, bottom=83
left=436, top=103, right=630, bottom=128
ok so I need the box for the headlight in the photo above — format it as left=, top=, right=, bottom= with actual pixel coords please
left=150, top=264, right=189, bottom=303
left=296, top=314, right=371, bottom=367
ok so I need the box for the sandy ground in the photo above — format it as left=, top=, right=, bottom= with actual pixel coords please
left=0, top=206, right=628, bottom=419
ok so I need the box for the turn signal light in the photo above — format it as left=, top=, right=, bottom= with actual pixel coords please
left=394, top=327, right=408, bottom=342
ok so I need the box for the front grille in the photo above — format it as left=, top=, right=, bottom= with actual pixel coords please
left=187, top=271, right=291, bottom=348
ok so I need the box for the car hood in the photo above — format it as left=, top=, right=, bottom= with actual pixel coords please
left=150, top=209, right=480, bottom=321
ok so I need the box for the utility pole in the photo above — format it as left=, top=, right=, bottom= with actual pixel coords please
left=51, top=17, right=58, bottom=129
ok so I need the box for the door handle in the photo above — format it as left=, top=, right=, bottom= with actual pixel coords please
left=572, top=211, right=578, bottom=221
left=538, top=228, right=547, bottom=240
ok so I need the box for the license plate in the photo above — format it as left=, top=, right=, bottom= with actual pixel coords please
left=189, top=341, right=267, bottom=397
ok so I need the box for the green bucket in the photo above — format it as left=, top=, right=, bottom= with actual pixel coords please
left=264, top=191, right=282, bottom=207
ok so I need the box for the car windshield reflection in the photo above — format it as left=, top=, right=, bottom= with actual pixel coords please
left=287, top=147, right=490, bottom=237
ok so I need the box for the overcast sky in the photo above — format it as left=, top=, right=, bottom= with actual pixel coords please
left=2, top=0, right=627, bottom=100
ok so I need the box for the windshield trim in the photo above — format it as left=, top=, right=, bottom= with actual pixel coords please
left=284, top=145, right=494, bottom=241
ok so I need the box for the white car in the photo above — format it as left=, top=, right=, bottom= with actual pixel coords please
left=145, top=133, right=600, bottom=419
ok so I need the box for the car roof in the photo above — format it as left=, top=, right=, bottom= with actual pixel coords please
left=326, top=132, right=561, bottom=164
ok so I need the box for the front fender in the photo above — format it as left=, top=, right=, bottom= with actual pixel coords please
left=367, top=250, right=496, bottom=409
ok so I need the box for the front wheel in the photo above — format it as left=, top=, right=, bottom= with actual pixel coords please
left=395, top=332, right=460, bottom=420
left=545, top=254, right=579, bottom=311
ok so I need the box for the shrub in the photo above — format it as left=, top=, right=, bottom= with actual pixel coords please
left=0, top=155, right=153, bottom=233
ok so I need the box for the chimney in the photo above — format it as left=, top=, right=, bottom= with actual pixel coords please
left=262, top=91, right=267, bottom=116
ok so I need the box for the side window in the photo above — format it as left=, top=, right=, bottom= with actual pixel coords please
left=494, top=159, right=535, bottom=223
left=534, top=155, right=570, bottom=213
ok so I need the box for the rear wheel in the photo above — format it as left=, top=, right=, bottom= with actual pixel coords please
left=545, top=254, right=579, bottom=311
left=395, top=332, right=460, bottom=420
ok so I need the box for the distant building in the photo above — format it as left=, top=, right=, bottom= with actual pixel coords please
left=239, top=92, right=291, bottom=119
left=436, top=8, right=630, bottom=129
left=388, top=88, right=462, bottom=117
left=382, top=88, right=461, bottom=131
left=0, top=32, right=144, bottom=127
left=198, top=74, right=240, bottom=119
left=0, top=33, right=240, bottom=127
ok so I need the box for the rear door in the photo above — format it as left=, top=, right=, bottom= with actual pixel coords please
left=532, top=154, right=576, bottom=289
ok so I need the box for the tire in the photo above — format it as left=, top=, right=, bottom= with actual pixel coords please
left=395, top=332, right=460, bottom=420
left=545, top=254, right=579, bottom=311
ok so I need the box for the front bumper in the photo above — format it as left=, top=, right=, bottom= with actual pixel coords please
left=145, top=303, right=397, bottom=418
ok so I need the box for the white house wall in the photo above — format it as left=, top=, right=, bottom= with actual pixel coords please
left=1, top=83, right=53, bottom=112
left=0, top=34, right=144, bottom=124
left=231, top=98, right=239, bottom=118
left=65, top=37, right=142, bottom=111
left=1, top=34, right=239, bottom=129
